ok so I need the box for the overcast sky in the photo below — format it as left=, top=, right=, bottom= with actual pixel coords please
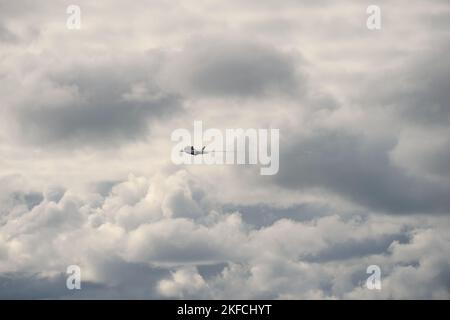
left=0, top=0, right=449, bottom=299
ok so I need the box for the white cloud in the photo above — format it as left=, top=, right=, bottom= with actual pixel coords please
left=0, top=171, right=448, bottom=298
left=158, top=267, right=208, bottom=298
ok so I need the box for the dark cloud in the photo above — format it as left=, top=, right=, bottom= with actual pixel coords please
left=364, top=45, right=450, bottom=126
left=0, top=24, right=18, bottom=43
left=0, top=272, right=129, bottom=300
left=197, top=262, right=228, bottom=279
left=0, top=175, right=43, bottom=223
left=15, top=61, right=182, bottom=147
left=224, top=203, right=337, bottom=228
left=355, top=44, right=450, bottom=178
left=0, top=273, right=70, bottom=299
left=302, top=232, right=410, bottom=263
left=163, top=38, right=304, bottom=98
left=275, top=130, right=450, bottom=214
left=71, top=256, right=170, bottom=299
left=0, top=264, right=168, bottom=299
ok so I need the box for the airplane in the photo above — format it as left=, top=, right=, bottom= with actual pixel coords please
left=181, top=146, right=208, bottom=156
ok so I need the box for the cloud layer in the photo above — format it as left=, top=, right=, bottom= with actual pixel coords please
left=0, top=171, right=449, bottom=299
left=0, top=0, right=449, bottom=299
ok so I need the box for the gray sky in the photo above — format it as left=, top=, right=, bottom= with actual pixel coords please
left=0, top=0, right=449, bottom=299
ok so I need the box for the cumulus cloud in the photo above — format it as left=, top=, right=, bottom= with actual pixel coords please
left=0, top=171, right=449, bottom=299
left=158, top=267, right=208, bottom=298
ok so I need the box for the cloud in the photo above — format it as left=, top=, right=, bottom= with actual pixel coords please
left=158, top=266, right=208, bottom=298
left=262, top=43, right=450, bottom=215
left=363, top=44, right=450, bottom=126
left=6, top=57, right=182, bottom=147
left=0, top=23, right=18, bottom=43
left=161, top=37, right=304, bottom=98
left=275, top=129, right=450, bottom=214
left=0, top=0, right=449, bottom=300
left=0, top=171, right=449, bottom=299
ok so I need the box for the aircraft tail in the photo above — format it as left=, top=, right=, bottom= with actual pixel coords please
left=202, top=146, right=206, bottom=153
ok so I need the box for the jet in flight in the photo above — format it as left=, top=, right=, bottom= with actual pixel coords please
left=182, top=146, right=207, bottom=156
